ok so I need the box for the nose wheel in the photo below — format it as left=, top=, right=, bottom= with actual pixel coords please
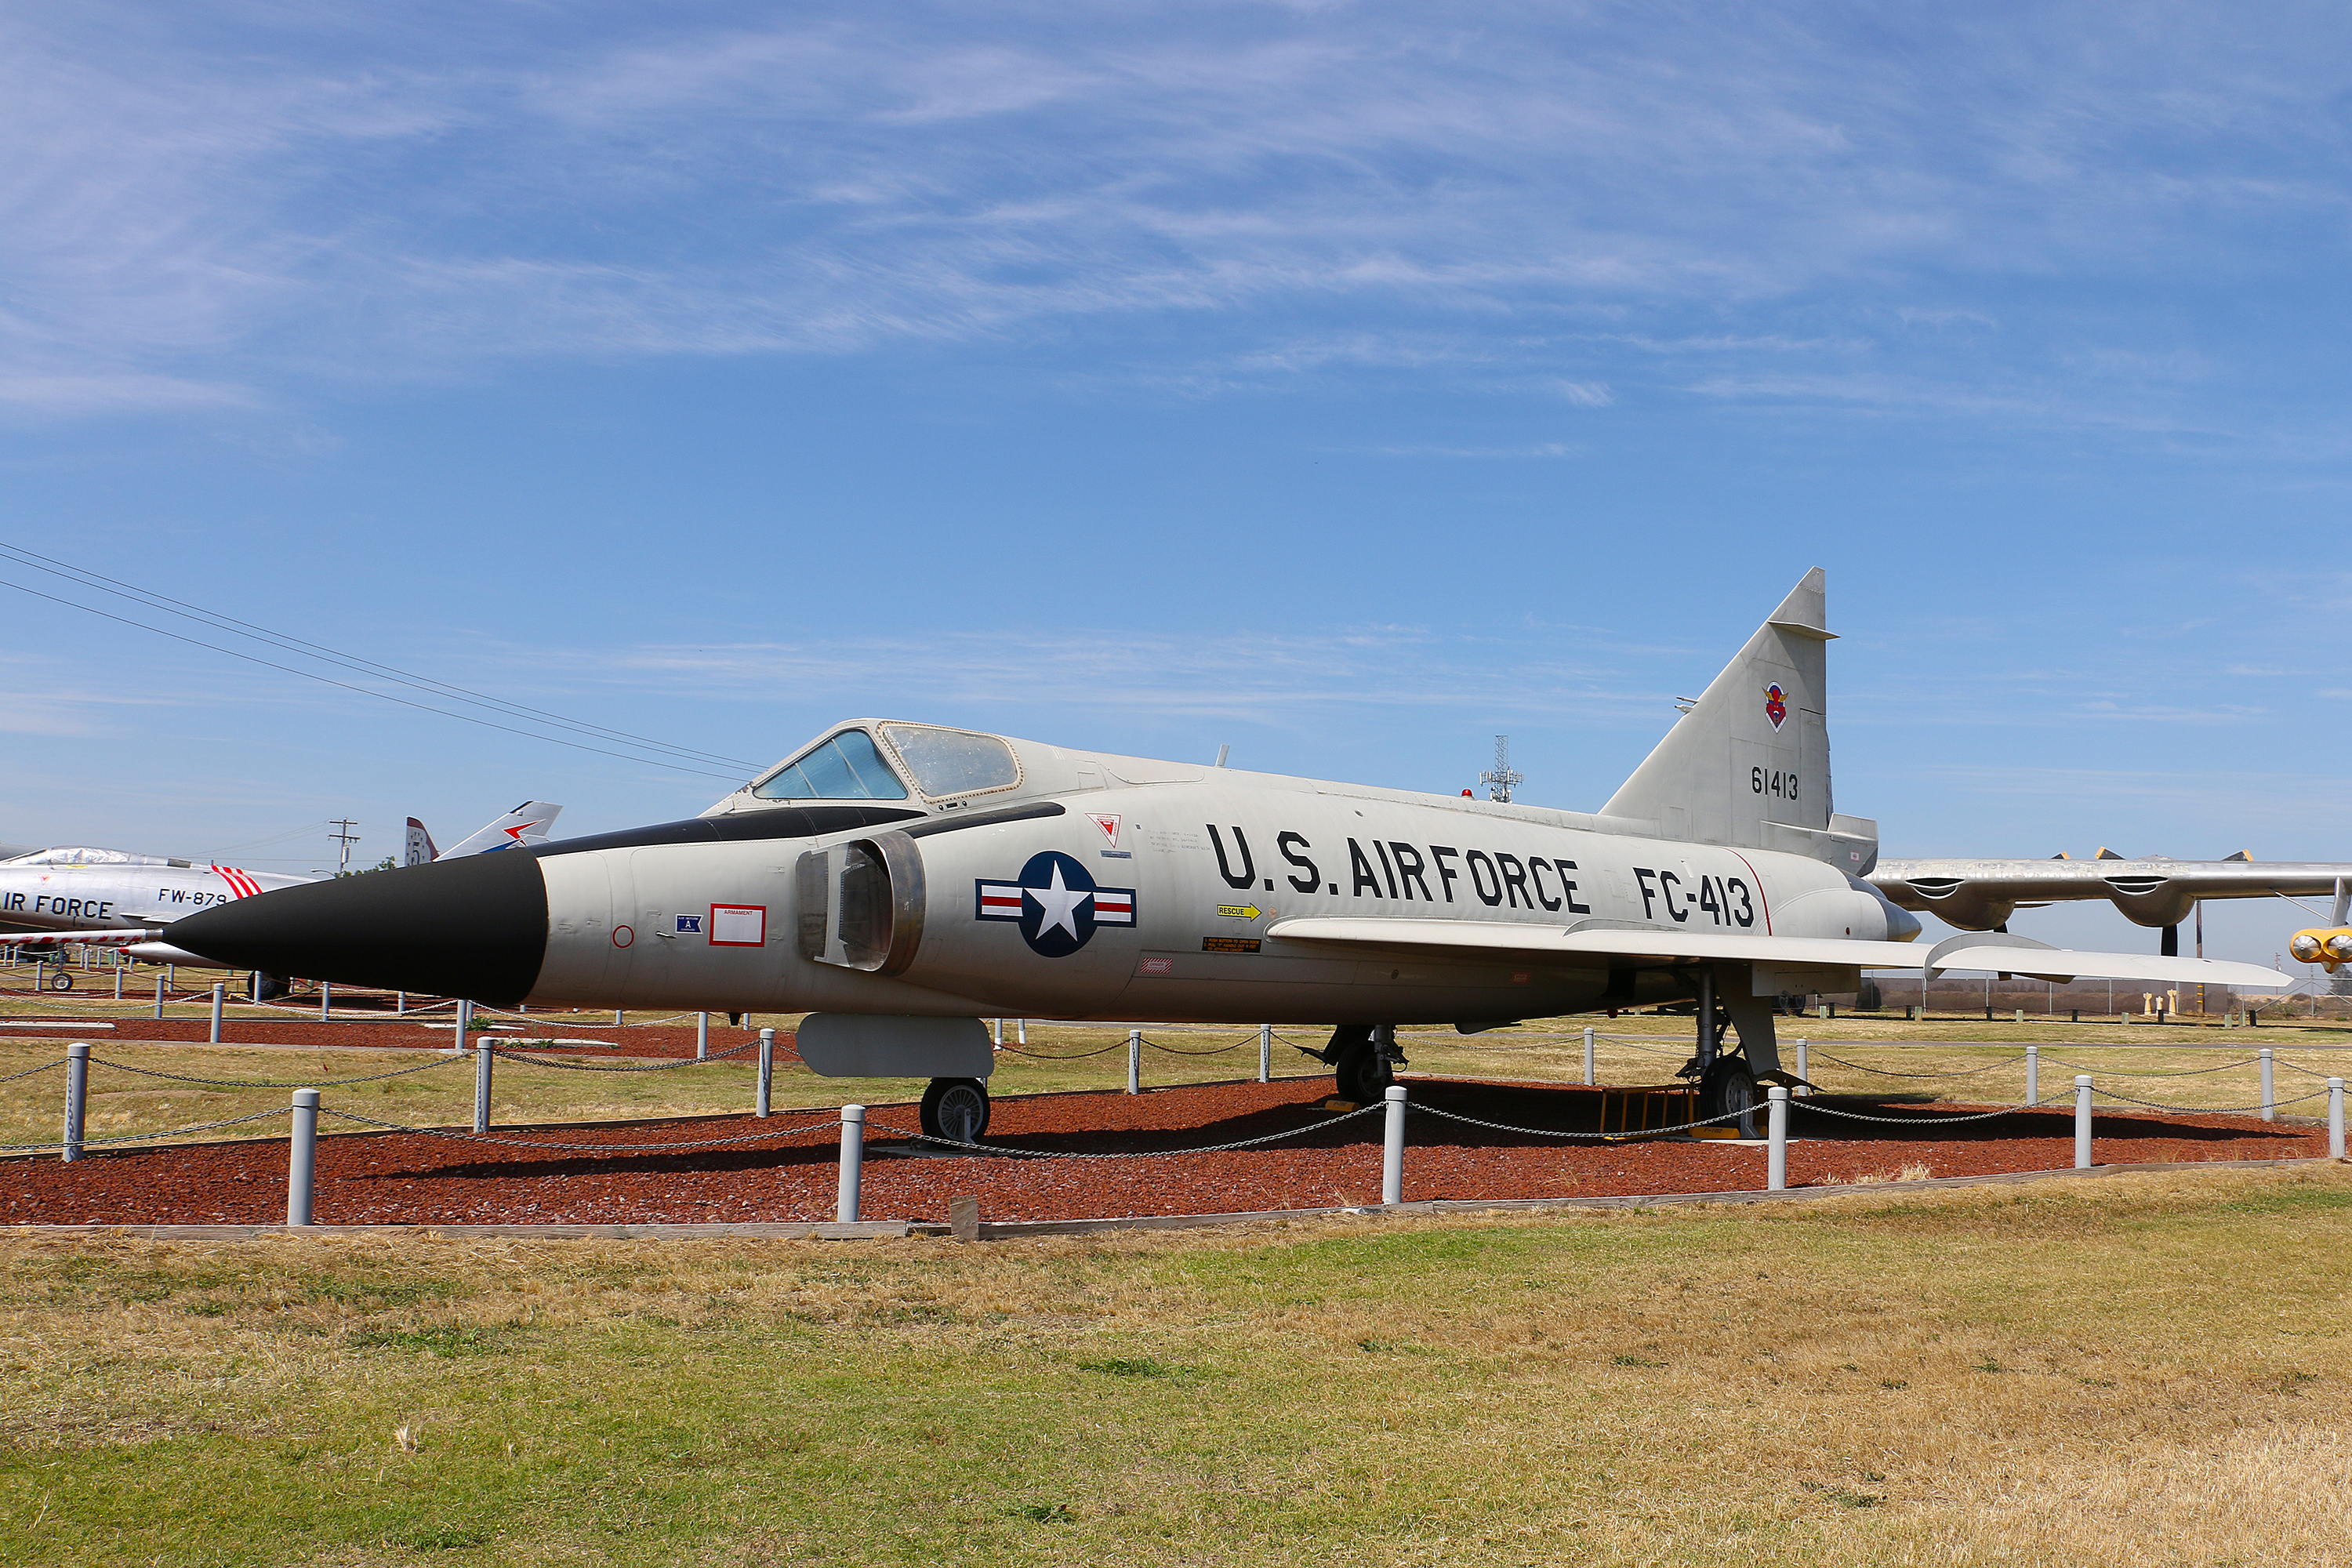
left=1319, top=1024, right=1405, bottom=1105
left=920, top=1077, right=991, bottom=1145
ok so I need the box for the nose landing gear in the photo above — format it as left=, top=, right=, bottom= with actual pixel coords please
left=1306, top=1023, right=1406, bottom=1105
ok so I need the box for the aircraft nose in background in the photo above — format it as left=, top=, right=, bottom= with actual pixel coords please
left=169, top=851, right=549, bottom=1005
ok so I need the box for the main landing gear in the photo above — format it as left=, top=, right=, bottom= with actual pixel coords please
left=920, top=1077, right=990, bottom=1144
left=1683, top=970, right=1760, bottom=1138
left=1303, top=1024, right=1406, bottom=1105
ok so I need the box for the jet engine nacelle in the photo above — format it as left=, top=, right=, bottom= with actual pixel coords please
left=1886, top=877, right=2016, bottom=932
left=2100, top=877, right=2200, bottom=931
left=2289, top=927, right=2352, bottom=971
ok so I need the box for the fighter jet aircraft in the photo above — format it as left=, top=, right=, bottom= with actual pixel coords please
left=2, top=801, right=561, bottom=985
left=169, top=572, right=2282, bottom=1141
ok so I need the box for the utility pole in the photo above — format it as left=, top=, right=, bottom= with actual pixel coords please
left=1480, top=735, right=1522, bottom=804
left=328, top=818, right=361, bottom=877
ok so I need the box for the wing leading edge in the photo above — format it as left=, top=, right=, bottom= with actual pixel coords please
left=1263, top=917, right=2288, bottom=989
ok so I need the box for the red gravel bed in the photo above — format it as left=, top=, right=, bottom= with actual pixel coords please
left=0, top=1077, right=2328, bottom=1227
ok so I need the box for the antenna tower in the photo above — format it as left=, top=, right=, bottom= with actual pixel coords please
left=1480, top=735, right=1522, bottom=804
left=328, top=818, right=361, bottom=877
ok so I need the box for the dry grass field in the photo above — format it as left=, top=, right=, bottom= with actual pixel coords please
left=2, top=1166, right=2349, bottom=1565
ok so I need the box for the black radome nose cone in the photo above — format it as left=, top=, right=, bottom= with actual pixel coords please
left=170, top=850, right=548, bottom=1005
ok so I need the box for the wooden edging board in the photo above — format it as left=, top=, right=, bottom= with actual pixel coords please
left=3, top=1156, right=2337, bottom=1243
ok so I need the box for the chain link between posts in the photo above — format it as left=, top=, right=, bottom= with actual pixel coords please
left=1806, top=1050, right=2029, bottom=1080
left=0, top=1058, right=67, bottom=1084
left=1410, top=1102, right=1754, bottom=1140
left=0, top=1106, right=294, bottom=1153
left=1794, top=1095, right=2079, bottom=1126
left=483, top=1038, right=763, bottom=1073
left=318, top=1108, right=845, bottom=1153
left=2035, top=1055, right=2261, bottom=1078
left=86, top=1054, right=467, bottom=1089
left=1135, top=1033, right=1251, bottom=1058
left=2087, top=1086, right=2335, bottom=1116
left=869, top=1102, right=1390, bottom=1160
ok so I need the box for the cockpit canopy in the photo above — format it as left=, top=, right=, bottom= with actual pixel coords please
left=747, top=723, right=1022, bottom=805
left=2, top=846, right=187, bottom=868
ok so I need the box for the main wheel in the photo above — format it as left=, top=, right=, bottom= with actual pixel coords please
left=1699, top=1058, right=1759, bottom=1138
left=920, top=1078, right=990, bottom=1145
left=1334, top=1044, right=1394, bottom=1105
left=46, top=970, right=72, bottom=992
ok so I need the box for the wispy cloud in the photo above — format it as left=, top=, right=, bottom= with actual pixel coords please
left=8, top=2, right=2352, bottom=439
left=490, top=622, right=1689, bottom=731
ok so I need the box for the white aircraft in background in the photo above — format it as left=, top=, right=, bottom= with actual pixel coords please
left=2, top=801, right=561, bottom=989
left=402, top=800, right=562, bottom=865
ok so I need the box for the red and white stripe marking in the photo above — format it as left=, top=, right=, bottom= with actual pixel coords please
left=1091, top=890, right=1134, bottom=924
left=211, top=866, right=264, bottom=899
left=976, top=882, right=1025, bottom=919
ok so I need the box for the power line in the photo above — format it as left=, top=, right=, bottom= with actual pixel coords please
left=0, top=550, right=759, bottom=781
left=0, top=541, right=761, bottom=775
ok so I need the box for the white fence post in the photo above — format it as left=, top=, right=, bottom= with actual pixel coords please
left=113, top=963, right=122, bottom=1000
left=1127, top=1029, right=1142, bottom=1094
left=2025, top=1044, right=2038, bottom=1107
left=62, top=1042, right=89, bottom=1163
left=757, top=1027, right=774, bottom=1117
left=837, top=1105, right=866, bottom=1222
left=2331, top=1078, right=2346, bottom=1161
left=1794, top=1037, right=1809, bottom=1096
left=209, top=983, right=224, bottom=1045
left=696, top=1011, right=710, bottom=1062
left=991, top=1018, right=1003, bottom=1046
left=757, top=1025, right=776, bottom=1123
left=1767, top=1085, right=1789, bottom=1191
left=396, top=990, right=406, bottom=1014
left=456, top=997, right=473, bottom=1051
left=474, top=1036, right=495, bottom=1134
left=153, top=975, right=164, bottom=1020
left=614, top=1009, right=624, bottom=1028
left=1381, top=1085, right=1407, bottom=1206
left=319, top=981, right=331, bottom=1022
left=1583, top=1026, right=1596, bottom=1086
left=1258, top=1024, right=1272, bottom=1083
left=2074, top=1075, right=2094, bottom=1169
left=1017, top=1018, right=1026, bottom=1046
left=287, top=1089, right=319, bottom=1226
left=2260, top=1048, right=2275, bottom=1123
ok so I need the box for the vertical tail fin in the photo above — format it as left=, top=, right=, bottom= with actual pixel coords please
left=404, top=818, right=438, bottom=866
left=1601, top=568, right=1872, bottom=869
left=434, top=801, right=562, bottom=860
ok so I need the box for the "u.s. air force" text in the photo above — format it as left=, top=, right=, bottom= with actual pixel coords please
left=1199, top=825, right=1757, bottom=928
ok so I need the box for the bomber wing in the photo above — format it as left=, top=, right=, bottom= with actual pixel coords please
left=1869, top=855, right=2352, bottom=932
left=1265, top=917, right=2287, bottom=989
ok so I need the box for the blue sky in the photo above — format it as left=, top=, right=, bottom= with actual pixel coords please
left=5, top=2, right=2350, bottom=964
